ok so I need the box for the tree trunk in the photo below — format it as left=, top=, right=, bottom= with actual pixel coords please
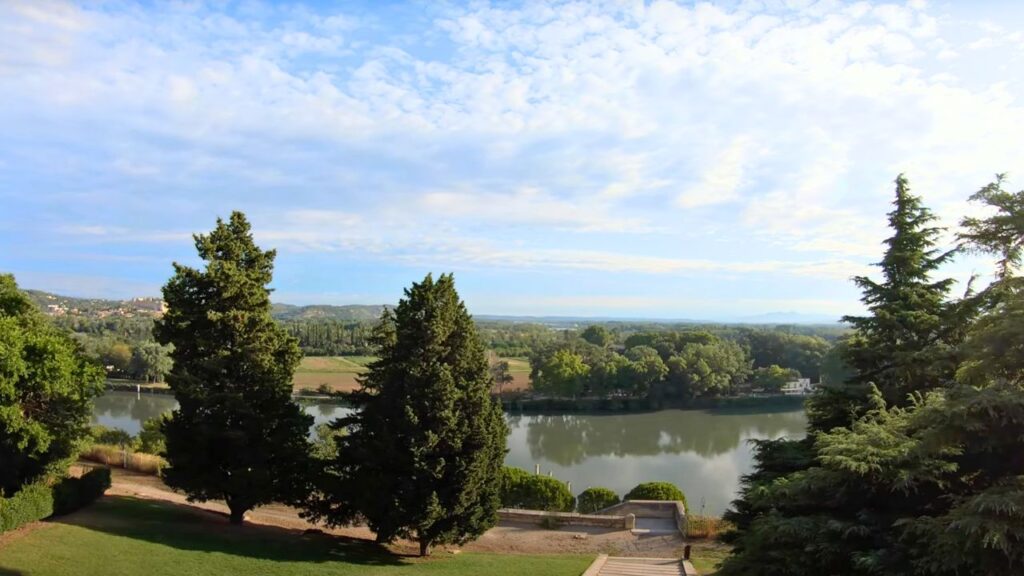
left=227, top=500, right=246, bottom=525
left=419, top=539, right=430, bottom=557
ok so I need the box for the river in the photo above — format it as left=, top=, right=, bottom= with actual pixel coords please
left=92, top=391, right=807, bottom=515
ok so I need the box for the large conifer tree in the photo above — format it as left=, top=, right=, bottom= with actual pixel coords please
left=808, top=174, right=960, bottom=431
left=154, top=212, right=312, bottom=524
left=312, top=273, right=507, bottom=556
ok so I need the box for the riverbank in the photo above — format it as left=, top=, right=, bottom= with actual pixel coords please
left=501, top=393, right=808, bottom=414
left=108, top=380, right=809, bottom=415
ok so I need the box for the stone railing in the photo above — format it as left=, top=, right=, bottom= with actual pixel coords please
left=595, top=500, right=687, bottom=536
left=498, top=508, right=636, bottom=530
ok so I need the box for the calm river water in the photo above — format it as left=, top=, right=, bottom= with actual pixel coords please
left=93, top=391, right=807, bottom=515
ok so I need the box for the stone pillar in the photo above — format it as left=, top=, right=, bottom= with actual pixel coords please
left=624, top=513, right=636, bottom=530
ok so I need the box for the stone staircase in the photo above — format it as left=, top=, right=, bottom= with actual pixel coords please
left=583, top=555, right=697, bottom=576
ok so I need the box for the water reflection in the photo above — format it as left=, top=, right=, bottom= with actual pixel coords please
left=92, top=392, right=806, bottom=515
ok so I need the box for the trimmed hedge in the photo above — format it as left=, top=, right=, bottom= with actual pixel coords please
left=576, top=487, right=620, bottom=514
left=0, top=482, right=54, bottom=533
left=53, top=468, right=111, bottom=515
left=500, top=467, right=575, bottom=512
left=0, top=468, right=111, bottom=533
left=624, top=482, right=687, bottom=509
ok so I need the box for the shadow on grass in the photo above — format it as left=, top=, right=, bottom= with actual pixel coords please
left=0, top=569, right=25, bottom=576
left=54, top=496, right=403, bottom=567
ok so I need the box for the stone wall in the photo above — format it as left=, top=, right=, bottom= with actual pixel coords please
left=596, top=500, right=687, bottom=535
left=498, top=508, right=634, bottom=530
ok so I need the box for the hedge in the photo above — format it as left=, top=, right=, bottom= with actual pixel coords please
left=576, top=487, right=620, bottom=514
left=0, top=482, right=53, bottom=533
left=500, top=467, right=575, bottom=512
left=624, top=481, right=688, bottom=509
left=0, top=468, right=111, bottom=533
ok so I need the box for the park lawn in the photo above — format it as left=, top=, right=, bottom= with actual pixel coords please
left=0, top=496, right=591, bottom=576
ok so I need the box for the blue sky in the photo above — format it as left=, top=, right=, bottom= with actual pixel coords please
left=1, top=0, right=1022, bottom=320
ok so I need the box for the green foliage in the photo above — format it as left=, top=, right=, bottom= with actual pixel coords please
left=0, top=274, right=105, bottom=495
left=499, top=467, right=575, bottom=512
left=154, top=212, right=313, bottom=524
left=53, top=468, right=111, bottom=515
left=490, top=359, right=514, bottom=395
left=90, top=426, right=134, bottom=447
left=0, top=468, right=110, bottom=533
left=662, top=339, right=750, bottom=400
left=533, top=348, right=590, bottom=397
left=723, top=174, right=1024, bottom=576
left=622, top=346, right=668, bottom=396
left=128, top=341, right=173, bottom=382
left=811, top=175, right=961, bottom=430
left=750, top=365, right=800, bottom=393
left=576, top=487, right=619, bottom=514
left=0, top=481, right=53, bottom=533
left=317, top=274, right=508, bottom=556
left=624, top=482, right=687, bottom=507
left=310, top=423, right=343, bottom=462
left=580, top=325, right=612, bottom=347
left=741, top=330, right=830, bottom=381
left=136, top=416, right=168, bottom=455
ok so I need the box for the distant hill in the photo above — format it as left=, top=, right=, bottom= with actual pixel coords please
left=25, top=290, right=165, bottom=317
left=270, top=303, right=388, bottom=321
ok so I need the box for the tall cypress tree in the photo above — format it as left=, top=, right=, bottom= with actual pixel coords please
left=808, top=174, right=960, bottom=431
left=312, top=273, right=508, bottom=556
left=154, top=212, right=312, bottom=524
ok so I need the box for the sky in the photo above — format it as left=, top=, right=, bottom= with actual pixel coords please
left=1, top=0, right=1022, bottom=320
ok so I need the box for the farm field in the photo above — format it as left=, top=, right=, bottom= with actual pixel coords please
left=0, top=496, right=591, bottom=576
left=293, top=356, right=531, bottom=394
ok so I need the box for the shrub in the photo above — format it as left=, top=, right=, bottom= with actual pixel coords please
left=81, top=444, right=166, bottom=476
left=576, top=487, right=620, bottom=514
left=53, top=468, right=111, bottom=515
left=0, top=482, right=54, bottom=533
left=624, top=482, right=687, bottom=508
left=136, top=416, right=168, bottom=455
left=90, top=426, right=135, bottom=447
left=499, top=467, right=575, bottom=512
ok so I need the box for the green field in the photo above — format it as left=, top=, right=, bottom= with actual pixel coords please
left=294, top=356, right=532, bottom=394
left=0, top=497, right=591, bottom=576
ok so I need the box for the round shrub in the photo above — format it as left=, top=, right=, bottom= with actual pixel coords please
left=624, top=482, right=687, bottom=508
left=500, top=467, right=574, bottom=512
left=576, top=487, right=620, bottom=514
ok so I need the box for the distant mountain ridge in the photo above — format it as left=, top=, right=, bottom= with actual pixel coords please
left=23, top=288, right=843, bottom=325
left=270, top=303, right=389, bottom=321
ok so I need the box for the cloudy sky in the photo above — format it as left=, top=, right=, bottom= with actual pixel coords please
left=1, top=0, right=1022, bottom=320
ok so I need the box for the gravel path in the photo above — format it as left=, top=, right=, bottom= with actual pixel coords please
left=97, top=465, right=684, bottom=557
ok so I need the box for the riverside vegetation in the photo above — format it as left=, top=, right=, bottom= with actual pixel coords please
left=3, top=173, right=1024, bottom=576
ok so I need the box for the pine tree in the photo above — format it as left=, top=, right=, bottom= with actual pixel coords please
left=311, top=273, right=508, bottom=556
left=0, top=274, right=105, bottom=494
left=154, top=212, right=312, bottom=524
left=808, top=174, right=960, bottom=431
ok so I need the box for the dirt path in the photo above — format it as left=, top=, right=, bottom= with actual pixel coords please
left=99, top=466, right=684, bottom=557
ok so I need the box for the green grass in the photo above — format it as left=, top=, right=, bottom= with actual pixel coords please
left=0, top=497, right=591, bottom=576
left=688, top=541, right=731, bottom=575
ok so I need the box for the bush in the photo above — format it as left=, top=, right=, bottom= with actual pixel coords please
left=0, top=482, right=54, bottom=533
left=576, top=487, right=620, bottom=514
left=53, top=468, right=111, bottom=515
left=136, top=416, right=167, bottom=455
left=90, top=425, right=134, bottom=447
left=500, top=467, right=575, bottom=512
left=686, top=514, right=734, bottom=540
left=624, top=482, right=687, bottom=508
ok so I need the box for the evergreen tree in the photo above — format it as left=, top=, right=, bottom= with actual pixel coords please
left=154, top=212, right=312, bottom=524
left=311, top=274, right=507, bottom=556
left=808, top=174, right=960, bottom=431
left=0, top=274, right=105, bottom=495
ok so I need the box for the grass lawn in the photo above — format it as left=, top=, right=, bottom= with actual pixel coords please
left=0, top=497, right=591, bottom=576
left=293, top=356, right=534, bottom=394
left=688, top=540, right=731, bottom=575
